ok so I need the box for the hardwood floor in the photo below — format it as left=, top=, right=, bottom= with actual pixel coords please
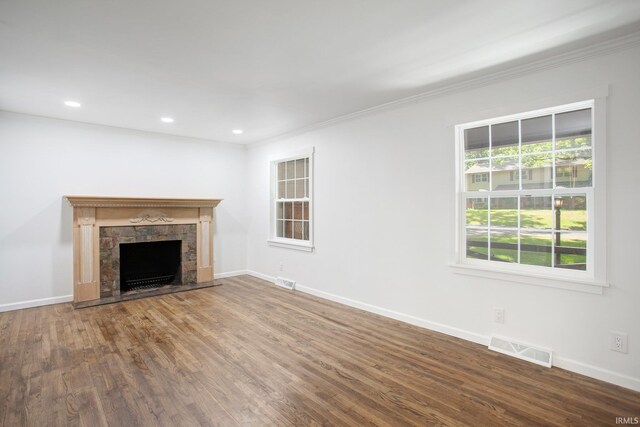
left=1, top=275, right=638, bottom=426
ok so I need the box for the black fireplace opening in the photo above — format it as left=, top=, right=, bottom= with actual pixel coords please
left=120, top=240, right=182, bottom=293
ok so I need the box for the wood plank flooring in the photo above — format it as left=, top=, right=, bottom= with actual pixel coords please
left=1, top=275, right=638, bottom=426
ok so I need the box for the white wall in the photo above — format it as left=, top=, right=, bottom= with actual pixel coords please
left=245, top=45, right=640, bottom=389
left=0, top=112, right=247, bottom=306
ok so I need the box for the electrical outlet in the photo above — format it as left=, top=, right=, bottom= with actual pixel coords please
left=610, top=331, right=628, bottom=353
left=493, top=308, right=505, bottom=324
left=279, top=262, right=284, bottom=272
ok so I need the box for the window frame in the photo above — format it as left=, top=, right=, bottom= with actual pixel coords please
left=452, top=100, right=608, bottom=293
left=268, top=147, right=315, bottom=252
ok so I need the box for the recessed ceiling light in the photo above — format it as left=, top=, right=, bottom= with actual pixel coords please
left=64, top=100, right=81, bottom=108
left=161, top=117, right=174, bottom=123
left=232, top=129, right=243, bottom=135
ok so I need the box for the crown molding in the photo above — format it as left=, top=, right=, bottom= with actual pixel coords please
left=249, top=31, right=640, bottom=148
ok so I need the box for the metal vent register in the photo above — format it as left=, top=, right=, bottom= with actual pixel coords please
left=489, top=336, right=552, bottom=368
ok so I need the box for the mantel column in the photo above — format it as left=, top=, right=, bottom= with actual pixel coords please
left=197, top=207, right=214, bottom=282
left=73, top=207, right=100, bottom=302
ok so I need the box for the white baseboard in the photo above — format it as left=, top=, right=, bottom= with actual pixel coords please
left=246, top=270, right=276, bottom=283
left=245, top=270, right=640, bottom=392
left=297, top=283, right=490, bottom=347
left=0, top=295, right=73, bottom=313
left=553, top=356, right=640, bottom=392
left=246, top=270, right=294, bottom=290
left=214, top=270, right=249, bottom=279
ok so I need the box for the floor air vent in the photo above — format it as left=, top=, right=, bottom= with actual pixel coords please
left=276, top=277, right=296, bottom=290
left=489, top=336, right=552, bottom=368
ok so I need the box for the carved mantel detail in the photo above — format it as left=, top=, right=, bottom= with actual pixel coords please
left=65, top=196, right=222, bottom=304
left=129, top=210, right=175, bottom=224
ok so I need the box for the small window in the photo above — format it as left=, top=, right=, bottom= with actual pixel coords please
left=472, top=173, right=488, bottom=183
left=510, top=170, right=531, bottom=182
left=269, top=149, right=314, bottom=251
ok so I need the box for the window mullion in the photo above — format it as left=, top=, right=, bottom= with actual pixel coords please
left=488, top=125, right=493, bottom=192
left=552, top=112, right=556, bottom=190
left=517, top=119, right=522, bottom=264
left=487, top=195, right=491, bottom=260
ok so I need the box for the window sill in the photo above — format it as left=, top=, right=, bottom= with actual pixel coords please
left=449, top=263, right=608, bottom=294
left=267, top=239, right=314, bottom=252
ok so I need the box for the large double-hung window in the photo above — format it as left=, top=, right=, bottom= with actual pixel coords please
left=455, top=100, right=606, bottom=289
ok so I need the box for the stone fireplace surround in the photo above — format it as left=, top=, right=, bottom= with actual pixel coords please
left=65, top=196, right=222, bottom=305
left=99, top=224, right=197, bottom=298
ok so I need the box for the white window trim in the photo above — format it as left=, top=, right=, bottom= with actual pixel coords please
left=267, top=147, right=315, bottom=252
left=452, top=99, right=608, bottom=294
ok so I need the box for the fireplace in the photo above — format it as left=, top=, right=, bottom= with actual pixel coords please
left=65, top=196, right=222, bottom=304
left=99, top=224, right=197, bottom=298
left=120, top=240, right=182, bottom=292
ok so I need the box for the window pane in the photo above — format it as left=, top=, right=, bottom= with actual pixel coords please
left=278, top=181, right=286, bottom=199
left=276, top=202, right=284, bottom=219
left=295, top=179, right=305, bottom=198
left=284, top=221, right=293, bottom=238
left=286, top=180, right=295, bottom=199
left=465, top=126, right=489, bottom=160
left=521, top=153, right=553, bottom=189
left=303, top=201, right=309, bottom=220
left=522, top=115, right=552, bottom=153
left=554, top=195, right=586, bottom=231
left=293, top=202, right=303, bottom=219
left=305, top=178, right=309, bottom=198
left=490, top=230, right=518, bottom=263
left=555, top=231, right=587, bottom=270
left=520, top=232, right=552, bottom=267
left=555, top=109, right=591, bottom=150
left=277, top=162, right=286, bottom=181
left=284, top=202, right=293, bottom=220
left=276, top=220, right=284, bottom=238
left=305, top=157, right=310, bottom=178
left=491, top=157, right=518, bottom=191
left=303, top=221, right=309, bottom=240
left=465, top=160, right=489, bottom=191
left=295, top=158, right=305, bottom=179
left=286, top=160, right=295, bottom=180
left=466, top=228, right=488, bottom=260
left=491, top=121, right=518, bottom=157
left=466, top=197, right=488, bottom=226
left=293, top=221, right=304, bottom=240
left=490, top=197, right=518, bottom=228
left=520, top=196, right=552, bottom=229
left=555, top=149, right=592, bottom=188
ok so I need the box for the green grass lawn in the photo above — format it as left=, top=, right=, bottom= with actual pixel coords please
left=466, top=209, right=586, bottom=230
left=466, top=231, right=586, bottom=267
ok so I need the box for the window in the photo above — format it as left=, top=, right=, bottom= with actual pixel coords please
left=455, top=100, right=606, bottom=289
left=472, top=173, right=488, bottom=183
left=269, top=148, right=314, bottom=251
left=510, top=170, right=531, bottom=181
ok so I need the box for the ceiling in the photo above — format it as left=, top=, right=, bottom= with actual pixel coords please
left=1, top=1, right=640, bottom=144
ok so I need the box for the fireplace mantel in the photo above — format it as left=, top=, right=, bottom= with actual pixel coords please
left=65, top=196, right=222, bottom=304
left=65, top=196, right=222, bottom=208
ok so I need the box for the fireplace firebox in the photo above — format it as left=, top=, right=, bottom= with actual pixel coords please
left=120, top=240, right=182, bottom=292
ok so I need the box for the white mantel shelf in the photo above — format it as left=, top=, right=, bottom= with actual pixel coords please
left=65, top=196, right=222, bottom=208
